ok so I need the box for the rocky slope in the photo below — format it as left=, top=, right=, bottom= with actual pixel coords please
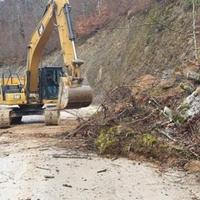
left=78, top=0, right=200, bottom=96
left=73, top=0, right=200, bottom=166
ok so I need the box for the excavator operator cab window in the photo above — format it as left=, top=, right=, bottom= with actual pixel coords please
left=39, top=67, right=64, bottom=100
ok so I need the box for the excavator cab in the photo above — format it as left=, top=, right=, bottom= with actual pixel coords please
left=39, top=67, right=64, bottom=101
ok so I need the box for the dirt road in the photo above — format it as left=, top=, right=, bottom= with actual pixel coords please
left=0, top=107, right=199, bottom=200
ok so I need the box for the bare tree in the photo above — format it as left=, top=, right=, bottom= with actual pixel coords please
left=96, top=0, right=103, bottom=15
left=192, top=0, right=198, bottom=61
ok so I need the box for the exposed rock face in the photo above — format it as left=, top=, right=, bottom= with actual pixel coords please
left=178, top=87, right=200, bottom=119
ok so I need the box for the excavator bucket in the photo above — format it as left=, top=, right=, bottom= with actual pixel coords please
left=57, top=77, right=93, bottom=110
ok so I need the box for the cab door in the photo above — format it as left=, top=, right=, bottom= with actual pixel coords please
left=39, top=67, right=64, bottom=101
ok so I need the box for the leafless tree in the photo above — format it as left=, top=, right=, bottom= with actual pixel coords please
left=192, top=0, right=198, bottom=61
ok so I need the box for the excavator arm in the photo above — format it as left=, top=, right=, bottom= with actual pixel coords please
left=26, top=1, right=55, bottom=94
left=26, top=0, right=92, bottom=108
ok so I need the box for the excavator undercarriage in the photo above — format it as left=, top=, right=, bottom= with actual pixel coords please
left=0, top=66, right=92, bottom=128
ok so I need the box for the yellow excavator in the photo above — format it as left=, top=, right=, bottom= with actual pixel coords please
left=0, top=0, right=93, bottom=128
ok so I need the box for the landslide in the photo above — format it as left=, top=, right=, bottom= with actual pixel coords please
left=21, top=0, right=200, bottom=168
left=71, top=0, right=200, bottom=170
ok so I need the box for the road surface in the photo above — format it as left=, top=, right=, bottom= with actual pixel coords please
left=0, top=107, right=199, bottom=200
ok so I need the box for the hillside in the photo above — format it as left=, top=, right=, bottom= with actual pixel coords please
left=1, top=0, right=199, bottom=105
left=66, top=0, right=200, bottom=166
left=0, top=0, right=95, bottom=66
left=78, top=0, right=199, bottom=95
left=0, top=0, right=151, bottom=66
left=28, top=0, right=200, bottom=100
left=0, top=0, right=131, bottom=66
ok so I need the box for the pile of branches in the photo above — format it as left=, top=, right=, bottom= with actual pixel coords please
left=70, top=86, right=134, bottom=137
left=70, top=85, right=199, bottom=159
left=173, top=115, right=200, bottom=158
left=71, top=85, right=160, bottom=138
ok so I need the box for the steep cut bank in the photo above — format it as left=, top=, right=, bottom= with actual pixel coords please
left=72, top=0, right=200, bottom=169
left=78, top=0, right=198, bottom=96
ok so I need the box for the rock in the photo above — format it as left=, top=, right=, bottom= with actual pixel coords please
left=184, top=160, right=200, bottom=173
left=178, top=87, right=200, bottom=119
left=163, top=106, right=185, bottom=124
left=163, top=106, right=174, bottom=122
left=187, top=71, right=200, bottom=82
left=160, top=79, right=175, bottom=89
left=180, top=83, right=195, bottom=94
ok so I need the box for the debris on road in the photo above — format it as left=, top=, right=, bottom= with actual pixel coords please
left=52, top=152, right=91, bottom=159
left=63, top=184, right=72, bottom=188
left=0, top=109, right=199, bottom=199
left=44, top=175, right=55, bottom=179
left=97, top=169, right=107, bottom=174
left=72, top=75, right=200, bottom=168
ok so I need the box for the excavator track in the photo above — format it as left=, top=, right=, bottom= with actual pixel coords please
left=0, top=109, right=12, bottom=128
left=44, top=108, right=60, bottom=126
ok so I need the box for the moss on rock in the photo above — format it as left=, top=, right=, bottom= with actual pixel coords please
left=95, top=126, right=133, bottom=155
left=95, top=127, right=189, bottom=162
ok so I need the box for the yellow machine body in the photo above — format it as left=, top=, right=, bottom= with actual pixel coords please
left=0, top=77, right=27, bottom=105
left=0, top=0, right=93, bottom=127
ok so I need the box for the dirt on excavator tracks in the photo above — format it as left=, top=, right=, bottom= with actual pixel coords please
left=0, top=107, right=199, bottom=200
